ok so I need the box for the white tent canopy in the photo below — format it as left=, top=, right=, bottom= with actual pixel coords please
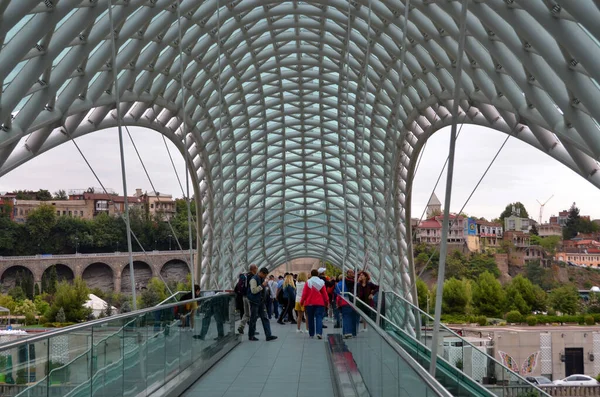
left=84, top=294, right=117, bottom=318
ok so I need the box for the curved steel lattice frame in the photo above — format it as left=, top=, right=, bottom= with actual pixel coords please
left=1, top=1, right=600, bottom=308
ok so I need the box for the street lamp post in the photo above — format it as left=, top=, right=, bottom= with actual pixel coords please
left=168, top=234, right=172, bottom=250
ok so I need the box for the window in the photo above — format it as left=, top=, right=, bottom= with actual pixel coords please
left=63, top=211, right=66, bottom=215
left=68, top=211, right=72, bottom=216
left=80, top=211, right=83, bottom=216
left=56, top=211, right=60, bottom=216
left=151, top=204, right=154, bottom=208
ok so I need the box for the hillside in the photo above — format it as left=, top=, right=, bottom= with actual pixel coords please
left=420, top=262, right=600, bottom=290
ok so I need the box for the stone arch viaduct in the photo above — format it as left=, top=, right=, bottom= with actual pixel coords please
left=0, top=251, right=193, bottom=294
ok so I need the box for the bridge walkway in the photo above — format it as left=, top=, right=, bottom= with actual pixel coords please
left=182, top=320, right=337, bottom=397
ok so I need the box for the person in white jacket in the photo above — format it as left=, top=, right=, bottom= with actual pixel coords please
left=295, top=272, right=308, bottom=333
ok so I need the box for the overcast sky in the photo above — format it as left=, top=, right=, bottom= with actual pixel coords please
left=1, top=124, right=599, bottom=222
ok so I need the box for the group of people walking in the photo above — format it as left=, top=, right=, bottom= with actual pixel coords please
left=234, top=265, right=380, bottom=341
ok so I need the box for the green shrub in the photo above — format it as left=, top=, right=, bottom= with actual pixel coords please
left=585, top=315, right=595, bottom=325
left=526, top=316, right=537, bottom=326
left=24, top=312, right=36, bottom=326
left=477, top=316, right=487, bottom=326
left=506, top=310, right=522, bottom=324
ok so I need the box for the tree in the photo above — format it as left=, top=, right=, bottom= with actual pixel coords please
left=0, top=294, right=16, bottom=312
left=445, top=250, right=467, bottom=279
left=140, top=278, right=168, bottom=308
left=46, top=277, right=92, bottom=323
left=549, top=285, right=580, bottom=315
left=14, top=299, right=36, bottom=316
left=120, top=300, right=131, bottom=313
left=56, top=307, right=66, bottom=323
left=442, top=278, right=471, bottom=314
left=34, top=294, right=50, bottom=316
left=416, top=278, right=430, bottom=312
left=466, top=253, right=500, bottom=279
left=35, top=189, right=53, bottom=201
left=26, top=205, right=57, bottom=254
left=530, top=223, right=539, bottom=236
left=42, top=266, right=58, bottom=295
left=579, top=218, right=600, bottom=234
left=503, top=275, right=537, bottom=315
left=499, top=202, right=529, bottom=225
left=563, top=203, right=580, bottom=240
left=472, top=272, right=505, bottom=317
left=324, top=262, right=341, bottom=279
left=14, top=270, right=34, bottom=300
left=53, top=190, right=68, bottom=200
left=524, top=260, right=556, bottom=290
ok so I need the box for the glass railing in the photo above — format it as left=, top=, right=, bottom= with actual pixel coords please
left=340, top=296, right=453, bottom=397
left=0, top=293, right=238, bottom=397
left=381, top=291, right=549, bottom=397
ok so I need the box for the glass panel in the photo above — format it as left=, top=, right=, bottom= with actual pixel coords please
left=381, top=291, right=547, bottom=397
left=0, top=293, right=238, bottom=397
left=48, top=328, right=91, bottom=397
left=344, top=306, right=441, bottom=397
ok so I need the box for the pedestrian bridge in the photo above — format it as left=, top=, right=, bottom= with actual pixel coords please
left=0, top=293, right=545, bottom=397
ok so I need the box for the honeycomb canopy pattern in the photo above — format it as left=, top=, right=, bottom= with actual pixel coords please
left=1, top=1, right=600, bottom=303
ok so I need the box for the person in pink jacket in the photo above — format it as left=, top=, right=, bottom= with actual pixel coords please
left=300, top=269, right=329, bottom=339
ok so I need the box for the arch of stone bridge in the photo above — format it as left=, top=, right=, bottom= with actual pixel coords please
left=0, top=265, right=35, bottom=295
left=82, top=262, right=115, bottom=293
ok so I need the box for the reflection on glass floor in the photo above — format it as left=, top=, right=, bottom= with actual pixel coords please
left=182, top=320, right=338, bottom=397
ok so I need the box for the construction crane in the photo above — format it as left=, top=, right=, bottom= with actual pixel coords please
left=536, top=195, right=554, bottom=224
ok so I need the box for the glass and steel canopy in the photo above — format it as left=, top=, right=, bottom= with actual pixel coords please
left=1, top=1, right=600, bottom=304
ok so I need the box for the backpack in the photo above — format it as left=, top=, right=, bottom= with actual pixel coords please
left=234, top=273, right=251, bottom=297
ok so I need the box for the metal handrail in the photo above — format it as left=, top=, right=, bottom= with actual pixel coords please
left=383, top=290, right=550, bottom=396
left=0, top=293, right=232, bottom=352
left=340, top=293, right=454, bottom=397
left=156, top=290, right=188, bottom=306
left=14, top=300, right=200, bottom=397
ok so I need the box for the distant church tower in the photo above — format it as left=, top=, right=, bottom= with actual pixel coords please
left=426, top=193, right=442, bottom=218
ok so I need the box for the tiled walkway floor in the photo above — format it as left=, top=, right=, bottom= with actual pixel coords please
left=182, top=319, right=339, bottom=397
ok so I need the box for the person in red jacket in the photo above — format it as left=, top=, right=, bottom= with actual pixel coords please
left=300, top=269, right=329, bottom=339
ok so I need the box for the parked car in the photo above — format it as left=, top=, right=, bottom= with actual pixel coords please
left=525, top=376, right=552, bottom=386
left=553, top=375, right=599, bottom=386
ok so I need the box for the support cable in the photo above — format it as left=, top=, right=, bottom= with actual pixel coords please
left=65, top=131, right=176, bottom=298
left=107, top=0, right=137, bottom=309
left=123, top=126, right=192, bottom=262
left=175, top=0, right=196, bottom=297
left=409, top=125, right=515, bottom=291
left=430, top=0, right=469, bottom=377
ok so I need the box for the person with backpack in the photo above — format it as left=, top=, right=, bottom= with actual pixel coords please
left=235, top=264, right=258, bottom=335
left=247, top=267, right=278, bottom=342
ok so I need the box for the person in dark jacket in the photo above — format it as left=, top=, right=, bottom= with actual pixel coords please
left=247, top=267, right=278, bottom=341
left=357, top=271, right=379, bottom=332
left=277, top=274, right=296, bottom=324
